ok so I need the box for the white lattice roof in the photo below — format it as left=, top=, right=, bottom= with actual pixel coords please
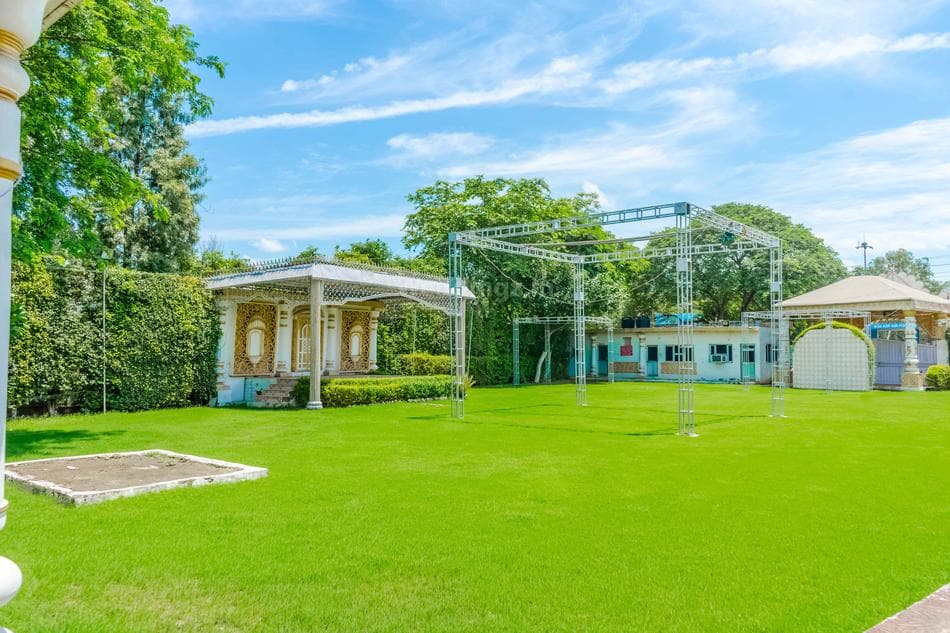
left=205, top=259, right=474, bottom=314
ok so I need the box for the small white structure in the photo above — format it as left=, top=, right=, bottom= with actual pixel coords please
left=792, top=326, right=872, bottom=391
left=784, top=276, right=950, bottom=390
left=206, top=258, right=474, bottom=407
left=586, top=324, right=773, bottom=383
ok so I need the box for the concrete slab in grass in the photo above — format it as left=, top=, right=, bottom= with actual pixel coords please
left=867, top=584, right=950, bottom=633
left=6, top=449, right=267, bottom=506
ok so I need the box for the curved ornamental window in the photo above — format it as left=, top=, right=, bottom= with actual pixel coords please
left=297, top=323, right=311, bottom=369
left=245, top=318, right=266, bottom=364
left=350, top=325, right=363, bottom=359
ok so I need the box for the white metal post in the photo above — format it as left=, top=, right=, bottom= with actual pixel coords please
left=512, top=320, right=520, bottom=386
left=573, top=262, right=587, bottom=406
left=102, top=266, right=107, bottom=413
left=543, top=323, right=551, bottom=383
left=607, top=325, right=615, bottom=384
left=675, top=207, right=696, bottom=436
left=448, top=236, right=465, bottom=417
left=769, top=244, right=787, bottom=417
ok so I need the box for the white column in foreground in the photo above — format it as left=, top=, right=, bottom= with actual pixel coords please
left=307, top=279, right=324, bottom=408
left=0, top=0, right=60, bottom=612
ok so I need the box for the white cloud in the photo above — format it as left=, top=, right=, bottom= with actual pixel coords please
left=675, top=0, right=946, bottom=43
left=281, top=55, right=412, bottom=94
left=727, top=117, right=950, bottom=261
left=187, top=56, right=594, bottom=137
left=582, top=181, right=610, bottom=207
left=603, top=32, right=950, bottom=94
left=163, top=0, right=340, bottom=23
left=386, top=132, right=494, bottom=159
left=211, top=213, right=407, bottom=241
left=253, top=237, right=288, bottom=253
left=439, top=87, right=754, bottom=181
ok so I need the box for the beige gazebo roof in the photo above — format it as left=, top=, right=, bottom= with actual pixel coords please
left=783, top=275, right=950, bottom=314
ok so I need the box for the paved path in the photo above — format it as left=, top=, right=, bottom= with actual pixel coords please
left=868, top=585, right=950, bottom=632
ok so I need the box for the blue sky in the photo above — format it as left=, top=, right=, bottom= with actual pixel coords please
left=167, top=0, right=950, bottom=279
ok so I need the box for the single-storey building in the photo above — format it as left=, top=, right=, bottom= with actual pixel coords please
left=205, top=258, right=474, bottom=407
left=584, top=323, right=774, bottom=384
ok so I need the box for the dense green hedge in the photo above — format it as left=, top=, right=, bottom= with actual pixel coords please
left=925, top=365, right=950, bottom=390
left=391, top=352, right=451, bottom=375
left=291, top=375, right=453, bottom=408
left=9, top=261, right=219, bottom=414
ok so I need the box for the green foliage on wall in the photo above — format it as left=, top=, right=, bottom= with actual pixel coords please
left=9, top=261, right=219, bottom=414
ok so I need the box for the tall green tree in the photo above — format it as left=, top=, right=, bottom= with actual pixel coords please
left=99, top=78, right=207, bottom=271
left=641, top=203, right=847, bottom=320
left=16, top=0, right=223, bottom=267
left=861, top=248, right=947, bottom=295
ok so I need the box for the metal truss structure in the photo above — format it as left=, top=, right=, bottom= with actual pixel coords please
left=742, top=308, right=871, bottom=395
left=449, top=202, right=784, bottom=434
left=512, top=316, right=615, bottom=396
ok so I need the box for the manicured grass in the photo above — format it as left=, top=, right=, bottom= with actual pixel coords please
left=2, top=383, right=948, bottom=631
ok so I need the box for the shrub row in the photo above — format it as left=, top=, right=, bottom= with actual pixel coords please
left=291, top=375, right=454, bottom=408
left=925, top=365, right=950, bottom=390
left=390, top=352, right=452, bottom=375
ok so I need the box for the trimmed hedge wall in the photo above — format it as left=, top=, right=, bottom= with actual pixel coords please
left=291, top=375, right=453, bottom=408
left=391, top=352, right=451, bottom=375
left=9, top=261, right=219, bottom=414
left=926, top=365, right=950, bottom=390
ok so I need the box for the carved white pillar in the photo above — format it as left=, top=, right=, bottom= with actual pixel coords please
left=0, top=0, right=58, bottom=612
left=369, top=309, right=380, bottom=371
left=323, top=308, right=337, bottom=374
left=638, top=334, right=647, bottom=377
left=901, top=311, right=924, bottom=391
left=307, top=279, right=323, bottom=408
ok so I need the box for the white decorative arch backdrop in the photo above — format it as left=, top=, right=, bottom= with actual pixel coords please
left=792, top=328, right=871, bottom=391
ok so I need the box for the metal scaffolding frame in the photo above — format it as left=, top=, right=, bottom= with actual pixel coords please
left=449, top=201, right=783, bottom=432
left=742, top=308, right=872, bottom=397
left=512, top=316, right=615, bottom=395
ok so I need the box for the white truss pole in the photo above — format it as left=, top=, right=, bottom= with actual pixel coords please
left=769, top=243, right=787, bottom=417
left=676, top=208, right=696, bottom=436
left=512, top=320, right=520, bottom=386
left=607, top=325, right=616, bottom=384
left=573, top=262, right=587, bottom=406
left=448, top=236, right=465, bottom=418
left=544, top=323, right=552, bottom=383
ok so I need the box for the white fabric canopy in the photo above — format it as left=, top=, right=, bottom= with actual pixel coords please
left=783, top=275, right=950, bottom=313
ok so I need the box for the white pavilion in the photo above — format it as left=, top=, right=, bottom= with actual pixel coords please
left=205, top=257, right=474, bottom=408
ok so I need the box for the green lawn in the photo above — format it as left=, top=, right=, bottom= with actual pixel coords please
left=2, top=383, right=948, bottom=631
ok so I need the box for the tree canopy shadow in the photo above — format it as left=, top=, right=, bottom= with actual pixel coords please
left=6, top=428, right=126, bottom=461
